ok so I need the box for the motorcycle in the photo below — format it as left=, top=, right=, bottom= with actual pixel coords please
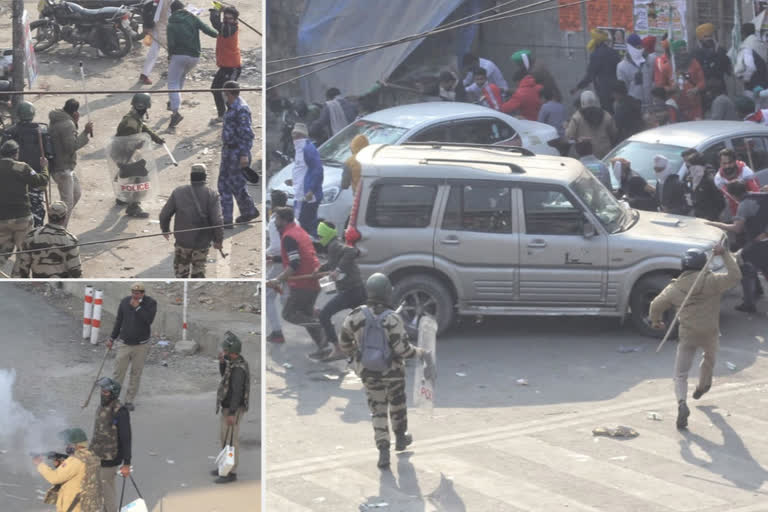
left=31, top=0, right=135, bottom=58
left=69, top=0, right=149, bottom=41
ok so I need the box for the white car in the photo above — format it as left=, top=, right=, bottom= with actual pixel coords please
left=267, top=102, right=560, bottom=228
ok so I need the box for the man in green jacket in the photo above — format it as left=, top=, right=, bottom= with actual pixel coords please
left=166, top=0, right=218, bottom=129
left=49, top=99, right=93, bottom=226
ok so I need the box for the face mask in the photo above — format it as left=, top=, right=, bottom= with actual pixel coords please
left=703, top=40, right=715, bottom=49
left=100, top=394, right=113, bottom=407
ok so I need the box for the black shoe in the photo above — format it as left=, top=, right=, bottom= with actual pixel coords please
left=692, top=385, right=710, bottom=400
left=125, top=204, right=149, bottom=218
left=125, top=402, right=135, bottom=412
left=377, top=448, right=390, bottom=468
left=308, top=346, right=332, bottom=360
left=214, top=472, right=237, bottom=484
left=223, top=220, right=234, bottom=229
left=115, top=199, right=128, bottom=206
left=210, top=469, right=220, bottom=476
left=395, top=432, right=413, bottom=451
left=169, top=112, right=184, bottom=129
left=235, top=212, right=259, bottom=224
left=676, top=401, right=690, bottom=430
left=735, top=303, right=758, bottom=313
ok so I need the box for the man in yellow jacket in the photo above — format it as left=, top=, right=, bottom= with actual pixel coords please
left=34, top=427, right=103, bottom=512
left=649, top=243, right=741, bottom=430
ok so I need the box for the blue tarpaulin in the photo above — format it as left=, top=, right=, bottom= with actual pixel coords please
left=297, top=0, right=465, bottom=101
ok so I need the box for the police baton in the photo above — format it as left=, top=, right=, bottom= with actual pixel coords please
left=162, top=142, right=179, bottom=166
left=78, top=62, right=92, bottom=125
left=655, top=234, right=727, bottom=353
left=82, top=345, right=112, bottom=409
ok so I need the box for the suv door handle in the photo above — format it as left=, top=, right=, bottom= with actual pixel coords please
left=440, top=236, right=460, bottom=245
left=527, top=240, right=547, bottom=248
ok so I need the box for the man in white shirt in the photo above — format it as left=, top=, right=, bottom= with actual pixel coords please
left=266, top=189, right=287, bottom=344
left=462, top=53, right=508, bottom=95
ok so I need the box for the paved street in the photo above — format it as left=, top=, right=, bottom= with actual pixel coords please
left=0, top=284, right=260, bottom=512
left=266, top=288, right=768, bottom=511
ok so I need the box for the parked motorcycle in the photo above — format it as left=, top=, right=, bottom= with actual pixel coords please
left=31, top=0, right=134, bottom=57
left=69, top=0, right=149, bottom=41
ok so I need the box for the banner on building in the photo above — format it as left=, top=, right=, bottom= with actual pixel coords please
left=633, top=0, right=687, bottom=43
left=598, top=26, right=627, bottom=50
left=21, top=10, right=38, bottom=87
left=587, top=0, right=634, bottom=30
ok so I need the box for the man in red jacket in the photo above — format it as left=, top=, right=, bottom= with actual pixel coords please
left=502, top=74, right=543, bottom=120
left=266, top=207, right=330, bottom=359
left=465, top=68, right=502, bottom=110
left=209, top=5, right=242, bottom=123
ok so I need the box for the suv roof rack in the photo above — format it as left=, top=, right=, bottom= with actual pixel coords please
left=419, top=158, right=525, bottom=174
left=401, top=142, right=536, bottom=156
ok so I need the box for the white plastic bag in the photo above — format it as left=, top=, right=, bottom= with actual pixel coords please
left=121, top=498, right=148, bottom=512
left=216, top=427, right=235, bottom=477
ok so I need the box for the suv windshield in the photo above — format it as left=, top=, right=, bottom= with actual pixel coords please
left=604, top=141, right=686, bottom=187
left=318, top=120, right=408, bottom=165
left=571, top=171, right=627, bottom=233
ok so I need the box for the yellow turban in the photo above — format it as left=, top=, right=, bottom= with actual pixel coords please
left=342, top=135, right=369, bottom=191
left=587, top=29, right=609, bottom=52
left=696, top=23, right=715, bottom=40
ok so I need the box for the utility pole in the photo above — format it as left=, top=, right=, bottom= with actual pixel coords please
left=11, top=0, right=25, bottom=112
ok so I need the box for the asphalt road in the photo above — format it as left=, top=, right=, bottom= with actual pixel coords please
left=0, top=284, right=260, bottom=512
left=266, top=285, right=768, bottom=511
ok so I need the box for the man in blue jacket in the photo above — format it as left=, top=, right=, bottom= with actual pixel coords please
left=291, top=123, right=323, bottom=239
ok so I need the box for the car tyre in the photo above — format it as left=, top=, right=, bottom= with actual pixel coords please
left=629, top=274, right=678, bottom=339
left=392, top=274, right=454, bottom=336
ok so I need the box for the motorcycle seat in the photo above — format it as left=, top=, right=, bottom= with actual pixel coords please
left=65, top=2, right=124, bottom=19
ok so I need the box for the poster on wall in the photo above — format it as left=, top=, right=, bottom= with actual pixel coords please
left=598, top=26, right=627, bottom=50
left=633, top=0, right=687, bottom=43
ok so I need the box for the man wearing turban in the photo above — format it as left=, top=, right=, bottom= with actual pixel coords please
left=574, top=30, right=621, bottom=113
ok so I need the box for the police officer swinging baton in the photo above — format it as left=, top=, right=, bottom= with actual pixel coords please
left=656, top=234, right=727, bottom=353
left=82, top=345, right=112, bottom=409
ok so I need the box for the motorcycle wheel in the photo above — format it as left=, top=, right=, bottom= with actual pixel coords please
left=29, top=19, right=60, bottom=53
left=101, top=24, right=133, bottom=58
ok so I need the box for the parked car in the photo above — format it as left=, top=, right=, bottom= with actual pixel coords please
left=604, top=121, right=768, bottom=188
left=348, top=143, right=724, bottom=337
left=267, top=102, right=560, bottom=228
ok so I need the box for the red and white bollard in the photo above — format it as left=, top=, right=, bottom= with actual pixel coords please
left=182, top=281, right=188, bottom=341
left=90, top=289, right=103, bottom=345
left=83, top=286, right=94, bottom=339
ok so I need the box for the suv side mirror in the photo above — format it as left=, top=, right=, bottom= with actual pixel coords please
left=583, top=221, right=596, bottom=239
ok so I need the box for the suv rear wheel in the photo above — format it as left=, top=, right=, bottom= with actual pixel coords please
left=630, top=274, right=677, bottom=338
left=392, top=275, right=454, bottom=336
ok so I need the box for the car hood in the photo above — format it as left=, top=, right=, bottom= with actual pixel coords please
left=268, top=162, right=343, bottom=195
left=625, top=210, right=723, bottom=246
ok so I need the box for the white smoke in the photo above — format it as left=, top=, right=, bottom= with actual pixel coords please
left=0, top=368, right=68, bottom=474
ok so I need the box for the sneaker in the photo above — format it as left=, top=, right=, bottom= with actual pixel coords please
left=169, top=112, right=184, bottom=129
left=125, top=204, right=149, bottom=218
left=235, top=212, right=259, bottom=224
left=214, top=473, right=237, bottom=484
left=138, top=74, right=152, bottom=85
left=210, top=469, right=220, bottom=476
left=209, top=116, right=224, bottom=125
left=395, top=432, right=413, bottom=451
left=321, top=345, right=346, bottom=362
left=692, top=385, right=710, bottom=400
left=267, top=331, right=285, bottom=344
left=676, top=401, right=689, bottom=430
left=125, top=402, right=135, bottom=412
left=308, top=345, right=332, bottom=360
left=735, top=303, right=758, bottom=313
left=377, top=448, right=390, bottom=469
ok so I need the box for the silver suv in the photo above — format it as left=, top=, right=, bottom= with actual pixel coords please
left=348, top=143, right=724, bottom=337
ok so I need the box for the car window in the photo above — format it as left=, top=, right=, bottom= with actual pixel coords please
left=442, top=184, right=512, bottom=233
left=408, top=123, right=451, bottom=143
left=366, top=183, right=437, bottom=228
left=701, top=141, right=726, bottom=169
left=604, top=141, right=686, bottom=185
left=318, top=120, right=408, bottom=164
left=732, top=136, right=768, bottom=170
left=523, top=187, right=584, bottom=235
left=448, top=119, right=515, bottom=145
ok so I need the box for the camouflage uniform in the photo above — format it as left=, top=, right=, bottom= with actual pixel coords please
left=16, top=203, right=81, bottom=278
left=340, top=304, right=424, bottom=450
left=3, top=122, right=54, bottom=227
left=219, top=96, right=257, bottom=223
left=217, top=355, right=250, bottom=473
left=69, top=448, right=103, bottom=512
left=90, top=399, right=128, bottom=512
left=174, top=246, right=209, bottom=278
left=0, top=157, right=49, bottom=275
left=37, top=446, right=102, bottom=512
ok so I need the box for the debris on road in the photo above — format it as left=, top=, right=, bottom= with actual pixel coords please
left=456, top=372, right=466, bottom=377
left=592, top=425, right=639, bottom=438
left=618, top=345, right=644, bottom=353
left=609, top=455, right=629, bottom=461
left=516, top=378, right=529, bottom=386
left=726, top=361, right=737, bottom=371
left=282, top=363, right=293, bottom=369
left=646, top=412, right=663, bottom=421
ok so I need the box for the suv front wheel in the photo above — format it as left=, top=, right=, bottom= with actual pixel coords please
left=393, top=274, right=454, bottom=336
left=629, top=274, right=677, bottom=339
